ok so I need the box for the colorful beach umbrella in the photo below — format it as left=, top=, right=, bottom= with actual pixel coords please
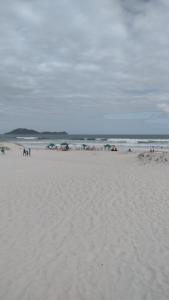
left=82, top=144, right=87, bottom=149
left=104, top=144, right=111, bottom=149
left=47, top=143, right=55, bottom=149
left=60, top=142, right=69, bottom=150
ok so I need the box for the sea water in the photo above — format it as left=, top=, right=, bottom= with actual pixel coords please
left=3, top=134, right=169, bottom=151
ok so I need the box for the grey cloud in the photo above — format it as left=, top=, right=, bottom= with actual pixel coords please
left=0, top=0, right=169, bottom=133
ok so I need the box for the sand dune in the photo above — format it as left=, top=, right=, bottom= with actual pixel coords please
left=0, top=149, right=169, bottom=300
left=138, top=151, right=169, bottom=164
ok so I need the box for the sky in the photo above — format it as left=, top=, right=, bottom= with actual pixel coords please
left=1, top=0, right=169, bottom=134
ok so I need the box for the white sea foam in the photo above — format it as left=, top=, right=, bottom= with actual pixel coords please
left=12, top=137, right=169, bottom=150
left=16, top=136, right=38, bottom=140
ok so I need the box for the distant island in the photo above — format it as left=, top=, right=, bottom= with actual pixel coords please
left=5, top=128, right=68, bottom=136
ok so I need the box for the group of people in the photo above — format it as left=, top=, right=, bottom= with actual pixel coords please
left=23, top=148, right=31, bottom=157
left=111, top=145, right=118, bottom=151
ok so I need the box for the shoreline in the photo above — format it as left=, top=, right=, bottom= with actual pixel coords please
left=1, top=141, right=169, bottom=155
left=1, top=135, right=169, bottom=153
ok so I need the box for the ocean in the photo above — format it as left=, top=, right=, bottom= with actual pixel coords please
left=2, top=134, right=169, bottom=151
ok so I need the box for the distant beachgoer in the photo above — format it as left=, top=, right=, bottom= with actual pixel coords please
left=23, top=148, right=26, bottom=156
left=111, top=146, right=118, bottom=151
left=28, top=148, right=31, bottom=156
left=1, top=147, right=5, bottom=154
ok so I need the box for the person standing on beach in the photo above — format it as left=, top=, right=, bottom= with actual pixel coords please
left=28, top=148, right=31, bottom=156
left=1, top=147, right=5, bottom=154
left=23, top=148, right=26, bottom=156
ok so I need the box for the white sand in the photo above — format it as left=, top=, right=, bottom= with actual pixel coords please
left=1, top=147, right=169, bottom=300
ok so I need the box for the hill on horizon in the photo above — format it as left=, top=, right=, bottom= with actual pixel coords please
left=5, top=128, right=68, bottom=135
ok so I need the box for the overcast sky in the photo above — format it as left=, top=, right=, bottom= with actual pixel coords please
left=1, top=0, right=169, bottom=134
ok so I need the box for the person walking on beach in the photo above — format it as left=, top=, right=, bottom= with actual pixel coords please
left=23, top=148, right=26, bottom=156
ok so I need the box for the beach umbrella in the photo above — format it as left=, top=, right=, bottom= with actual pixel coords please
left=104, top=144, right=111, bottom=150
left=60, top=142, right=69, bottom=150
left=47, top=143, right=55, bottom=149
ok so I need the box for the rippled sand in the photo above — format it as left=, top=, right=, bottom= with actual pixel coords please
left=0, top=148, right=169, bottom=300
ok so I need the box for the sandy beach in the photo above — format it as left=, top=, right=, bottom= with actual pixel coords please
left=1, top=146, right=169, bottom=300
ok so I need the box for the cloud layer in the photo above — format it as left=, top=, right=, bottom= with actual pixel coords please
left=0, top=0, right=169, bottom=133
